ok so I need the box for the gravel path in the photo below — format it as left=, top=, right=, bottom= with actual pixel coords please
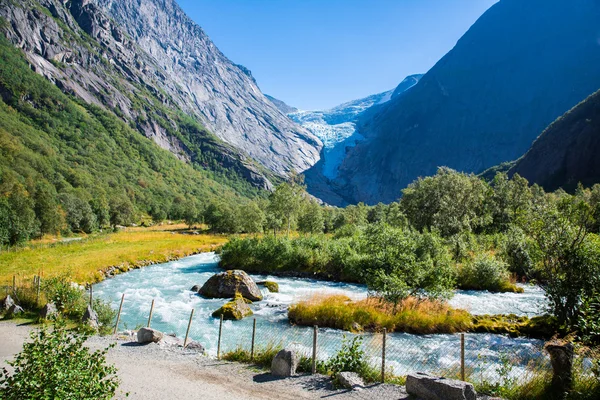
left=0, top=322, right=410, bottom=400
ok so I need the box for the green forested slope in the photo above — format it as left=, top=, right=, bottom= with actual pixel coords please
left=0, top=35, right=250, bottom=245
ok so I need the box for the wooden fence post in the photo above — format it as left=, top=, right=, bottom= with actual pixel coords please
left=12, top=275, right=15, bottom=295
left=89, top=285, right=93, bottom=307
left=251, top=318, right=257, bottom=361
left=381, top=328, right=387, bottom=383
left=217, top=314, right=224, bottom=359
left=147, top=299, right=155, bottom=328
left=461, top=333, right=466, bottom=381
left=113, top=294, right=125, bottom=334
left=312, top=325, right=318, bottom=374
left=183, top=309, right=195, bottom=348
left=36, top=277, right=41, bottom=307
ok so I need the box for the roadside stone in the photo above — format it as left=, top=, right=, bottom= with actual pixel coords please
left=337, top=371, right=364, bottom=390
left=271, top=348, right=299, bottom=377
left=6, top=304, right=24, bottom=317
left=546, top=341, right=574, bottom=396
left=1, top=295, right=15, bottom=311
left=40, top=303, right=58, bottom=319
left=406, top=372, right=477, bottom=400
left=82, top=305, right=99, bottom=329
left=185, top=340, right=205, bottom=353
left=198, top=270, right=263, bottom=301
left=212, top=295, right=253, bottom=320
left=137, top=327, right=164, bottom=343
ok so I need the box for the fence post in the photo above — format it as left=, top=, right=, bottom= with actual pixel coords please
left=461, top=333, right=466, bottom=381
left=250, top=318, right=256, bottom=361
left=147, top=299, right=155, bottom=328
left=12, top=275, right=15, bottom=295
left=36, top=277, right=41, bottom=307
left=89, top=285, right=93, bottom=307
left=217, top=314, right=224, bottom=360
left=183, top=309, right=195, bottom=348
left=113, top=294, right=125, bottom=334
left=312, top=325, right=318, bottom=374
left=382, top=328, right=387, bottom=383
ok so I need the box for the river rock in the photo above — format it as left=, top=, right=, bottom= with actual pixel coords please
left=82, top=305, right=99, bottom=329
left=271, top=348, right=299, bottom=377
left=406, top=372, right=477, bottom=400
left=212, top=295, right=253, bottom=320
left=199, top=270, right=263, bottom=301
left=258, top=281, right=279, bottom=293
left=137, top=327, right=164, bottom=343
left=40, top=303, right=58, bottom=319
left=337, top=372, right=364, bottom=390
left=190, top=285, right=201, bottom=292
left=1, top=295, right=15, bottom=311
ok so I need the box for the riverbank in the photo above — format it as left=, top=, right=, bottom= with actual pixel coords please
left=0, top=227, right=228, bottom=285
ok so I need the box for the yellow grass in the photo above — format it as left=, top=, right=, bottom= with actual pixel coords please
left=288, top=294, right=472, bottom=334
left=0, top=229, right=228, bottom=285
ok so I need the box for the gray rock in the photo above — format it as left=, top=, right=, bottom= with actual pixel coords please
left=271, top=348, right=299, bottom=377
left=1, top=295, right=15, bottom=311
left=337, top=372, right=364, bottom=390
left=199, top=270, right=263, bottom=301
left=137, top=327, right=164, bottom=343
left=190, top=285, right=201, bottom=292
left=406, top=372, right=477, bottom=400
left=185, top=340, right=205, bottom=353
left=82, top=305, right=99, bottom=329
left=6, top=304, right=24, bottom=317
left=40, top=303, right=58, bottom=319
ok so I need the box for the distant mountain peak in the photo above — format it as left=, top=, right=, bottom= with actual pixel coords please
left=265, top=95, right=298, bottom=114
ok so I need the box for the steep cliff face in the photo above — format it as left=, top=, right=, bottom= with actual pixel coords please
left=509, top=89, right=600, bottom=191
left=265, top=95, right=298, bottom=114
left=94, top=0, right=321, bottom=175
left=331, top=0, right=600, bottom=204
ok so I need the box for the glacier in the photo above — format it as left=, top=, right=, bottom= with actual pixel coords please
left=289, top=74, right=423, bottom=180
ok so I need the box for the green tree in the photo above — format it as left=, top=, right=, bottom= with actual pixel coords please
left=298, top=200, right=325, bottom=234
left=33, top=182, right=65, bottom=235
left=59, top=193, right=97, bottom=233
left=239, top=201, right=265, bottom=233
left=267, top=178, right=306, bottom=236
left=109, top=194, right=135, bottom=228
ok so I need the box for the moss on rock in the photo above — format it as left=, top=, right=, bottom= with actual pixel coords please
left=212, top=293, right=253, bottom=320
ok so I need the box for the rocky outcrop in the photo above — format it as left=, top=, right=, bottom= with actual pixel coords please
left=198, top=270, right=263, bottom=301
left=327, top=0, right=600, bottom=204
left=271, top=348, right=299, bottom=377
left=509, top=89, right=600, bottom=191
left=94, top=0, right=321, bottom=176
left=265, top=95, right=298, bottom=114
left=406, top=373, right=477, bottom=400
left=137, top=327, right=164, bottom=343
left=211, top=296, right=253, bottom=320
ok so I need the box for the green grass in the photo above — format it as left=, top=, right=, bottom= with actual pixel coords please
left=0, top=228, right=227, bottom=285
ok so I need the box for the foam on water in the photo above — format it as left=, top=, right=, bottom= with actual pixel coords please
left=94, top=253, right=549, bottom=381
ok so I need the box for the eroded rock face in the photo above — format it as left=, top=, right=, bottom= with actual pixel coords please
left=199, top=270, right=263, bottom=302
left=137, top=327, right=164, bottom=343
left=406, top=372, right=477, bottom=400
left=271, top=348, right=299, bottom=377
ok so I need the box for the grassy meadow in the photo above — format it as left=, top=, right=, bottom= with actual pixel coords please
left=0, top=226, right=227, bottom=285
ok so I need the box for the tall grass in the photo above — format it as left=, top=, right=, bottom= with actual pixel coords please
left=288, top=295, right=472, bottom=334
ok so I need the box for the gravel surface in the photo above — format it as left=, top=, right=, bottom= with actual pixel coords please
left=0, top=322, right=410, bottom=400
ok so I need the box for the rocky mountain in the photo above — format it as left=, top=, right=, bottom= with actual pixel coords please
left=265, top=95, right=298, bottom=114
left=509, top=89, right=600, bottom=191
left=327, top=0, right=600, bottom=205
left=0, top=0, right=321, bottom=191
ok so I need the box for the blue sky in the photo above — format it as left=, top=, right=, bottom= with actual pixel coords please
left=177, top=0, right=498, bottom=110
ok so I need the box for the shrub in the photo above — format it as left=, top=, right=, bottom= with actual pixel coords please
left=458, top=253, right=515, bottom=292
left=0, top=322, right=120, bottom=399
left=42, top=275, right=87, bottom=318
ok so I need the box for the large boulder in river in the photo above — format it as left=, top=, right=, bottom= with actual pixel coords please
left=212, top=295, right=253, bottom=320
left=199, top=270, right=263, bottom=301
left=406, top=372, right=477, bottom=400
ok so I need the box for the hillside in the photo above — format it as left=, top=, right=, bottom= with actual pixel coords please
left=0, top=32, right=246, bottom=245
left=327, top=0, right=600, bottom=204
left=509, top=89, right=600, bottom=191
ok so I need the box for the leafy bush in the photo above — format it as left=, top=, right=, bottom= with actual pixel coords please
left=458, top=253, right=513, bottom=292
left=0, top=322, right=120, bottom=399
left=42, top=275, right=87, bottom=318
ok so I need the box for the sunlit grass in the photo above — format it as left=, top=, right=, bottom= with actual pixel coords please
left=0, top=228, right=228, bottom=285
left=288, top=294, right=472, bottom=334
